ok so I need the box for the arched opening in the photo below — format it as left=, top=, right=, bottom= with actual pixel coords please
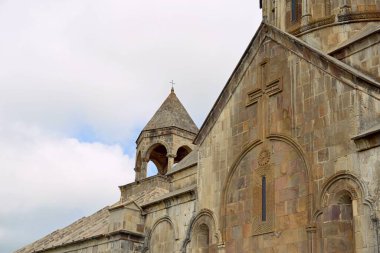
left=147, top=161, right=159, bottom=177
left=146, top=143, right=168, bottom=175
left=322, top=190, right=354, bottom=253
left=174, top=145, right=192, bottom=164
left=149, top=220, right=175, bottom=253
left=189, top=224, right=210, bottom=252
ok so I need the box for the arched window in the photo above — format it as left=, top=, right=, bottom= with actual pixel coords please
left=146, top=143, right=168, bottom=175
left=286, top=0, right=302, bottom=28
left=291, top=0, right=298, bottom=21
left=322, top=190, right=355, bottom=253
left=175, top=145, right=192, bottom=164
left=147, top=161, right=159, bottom=177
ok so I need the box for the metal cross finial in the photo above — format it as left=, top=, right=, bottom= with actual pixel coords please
left=170, top=80, right=175, bottom=93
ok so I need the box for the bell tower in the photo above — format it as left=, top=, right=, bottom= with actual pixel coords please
left=260, top=0, right=380, bottom=51
left=134, top=88, right=198, bottom=181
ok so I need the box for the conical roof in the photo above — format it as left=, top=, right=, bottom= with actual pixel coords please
left=143, top=89, right=199, bottom=134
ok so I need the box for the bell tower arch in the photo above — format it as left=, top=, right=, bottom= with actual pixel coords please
left=134, top=88, right=198, bottom=181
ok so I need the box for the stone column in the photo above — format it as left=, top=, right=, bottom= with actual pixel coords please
left=306, top=225, right=317, bottom=253
left=135, top=159, right=148, bottom=181
left=371, top=212, right=380, bottom=253
left=217, top=244, right=226, bottom=253
left=167, top=154, right=176, bottom=173
left=302, top=0, right=311, bottom=25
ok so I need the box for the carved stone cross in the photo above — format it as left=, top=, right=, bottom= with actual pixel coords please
left=170, top=80, right=175, bottom=91
left=246, top=60, right=282, bottom=138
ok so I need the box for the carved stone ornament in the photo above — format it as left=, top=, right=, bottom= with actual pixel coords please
left=258, top=149, right=271, bottom=166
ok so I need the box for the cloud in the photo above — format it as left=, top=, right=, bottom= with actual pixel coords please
left=0, top=0, right=261, bottom=142
left=0, top=120, right=134, bottom=252
left=0, top=0, right=261, bottom=252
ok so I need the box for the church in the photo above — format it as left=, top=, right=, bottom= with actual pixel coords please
left=16, top=1, right=380, bottom=252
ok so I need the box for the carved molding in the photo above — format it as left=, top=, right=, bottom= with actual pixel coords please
left=338, top=11, right=380, bottom=22
left=291, top=12, right=380, bottom=35
left=290, top=15, right=335, bottom=35
left=313, top=171, right=375, bottom=222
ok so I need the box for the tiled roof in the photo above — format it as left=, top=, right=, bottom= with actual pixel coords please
left=15, top=207, right=110, bottom=253
left=16, top=186, right=172, bottom=253
left=143, top=89, right=199, bottom=134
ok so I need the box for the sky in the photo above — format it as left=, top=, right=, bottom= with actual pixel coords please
left=0, top=1, right=261, bottom=252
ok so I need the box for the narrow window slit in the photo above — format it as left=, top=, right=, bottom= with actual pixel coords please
left=262, top=176, right=267, bottom=221
left=291, top=0, right=297, bottom=21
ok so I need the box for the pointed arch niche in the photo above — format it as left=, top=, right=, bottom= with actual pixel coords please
left=147, top=216, right=178, bottom=253
left=183, top=209, right=221, bottom=253
left=221, top=137, right=310, bottom=250
left=315, top=172, right=376, bottom=253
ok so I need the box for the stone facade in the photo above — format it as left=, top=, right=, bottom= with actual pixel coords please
left=16, top=1, right=380, bottom=253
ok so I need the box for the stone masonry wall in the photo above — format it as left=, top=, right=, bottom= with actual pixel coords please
left=197, top=34, right=380, bottom=252
left=333, top=33, right=380, bottom=83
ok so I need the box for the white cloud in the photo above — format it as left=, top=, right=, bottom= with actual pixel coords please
left=0, top=120, right=134, bottom=251
left=0, top=0, right=262, bottom=251
left=0, top=121, right=134, bottom=215
left=0, top=0, right=261, bottom=142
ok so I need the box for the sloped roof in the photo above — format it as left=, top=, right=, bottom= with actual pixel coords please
left=352, top=122, right=380, bottom=140
left=143, top=89, right=199, bottom=134
left=328, top=23, right=380, bottom=55
left=16, top=186, right=171, bottom=253
left=132, top=187, right=170, bottom=206
left=168, top=148, right=198, bottom=175
left=15, top=207, right=110, bottom=253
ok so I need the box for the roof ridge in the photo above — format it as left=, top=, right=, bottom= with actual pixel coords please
left=15, top=207, right=110, bottom=253
left=328, top=23, right=380, bottom=54
left=266, top=22, right=380, bottom=87
left=194, top=22, right=380, bottom=145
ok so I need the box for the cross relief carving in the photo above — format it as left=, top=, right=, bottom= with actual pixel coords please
left=246, top=59, right=282, bottom=236
left=246, top=59, right=283, bottom=138
left=246, top=60, right=282, bottom=106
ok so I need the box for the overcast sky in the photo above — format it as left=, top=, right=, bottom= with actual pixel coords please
left=0, top=1, right=261, bottom=252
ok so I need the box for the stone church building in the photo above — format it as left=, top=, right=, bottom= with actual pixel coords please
left=16, top=1, right=380, bottom=252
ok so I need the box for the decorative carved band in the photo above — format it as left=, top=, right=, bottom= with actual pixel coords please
left=291, top=12, right=380, bottom=35
left=338, top=11, right=380, bottom=22
left=290, top=15, right=335, bottom=35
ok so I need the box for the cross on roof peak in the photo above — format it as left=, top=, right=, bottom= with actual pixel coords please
left=170, top=80, right=175, bottom=93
